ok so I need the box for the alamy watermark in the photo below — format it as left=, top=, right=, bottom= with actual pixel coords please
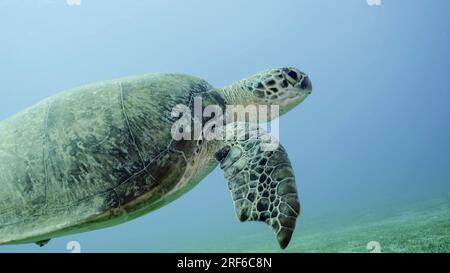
left=366, top=241, right=382, bottom=253
left=170, top=97, right=280, bottom=151
left=66, top=240, right=81, bottom=253
left=66, top=0, right=81, bottom=6
left=367, top=0, right=381, bottom=6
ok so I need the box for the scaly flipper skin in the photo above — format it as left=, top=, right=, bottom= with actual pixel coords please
left=215, top=123, right=300, bottom=249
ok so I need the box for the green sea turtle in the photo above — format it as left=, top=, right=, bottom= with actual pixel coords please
left=0, top=67, right=312, bottom=249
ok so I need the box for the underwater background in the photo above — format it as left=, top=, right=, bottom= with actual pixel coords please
left=0, top=0, right=449, bottom=253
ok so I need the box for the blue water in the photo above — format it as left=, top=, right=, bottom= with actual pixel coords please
left=0, top=0, right=449, bottom=252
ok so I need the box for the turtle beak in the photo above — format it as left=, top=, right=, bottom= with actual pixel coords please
left=295, top=76, right=312, bottom=95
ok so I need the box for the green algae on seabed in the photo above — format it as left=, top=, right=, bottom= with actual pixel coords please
left=190, top=194, right=450, bottom=253
left=286, top=200, right=450, bottom=253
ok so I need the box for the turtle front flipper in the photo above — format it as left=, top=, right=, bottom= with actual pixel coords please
left=215, top=123, right=300, bottom=249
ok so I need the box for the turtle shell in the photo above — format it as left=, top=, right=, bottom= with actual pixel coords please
left=0, top=73, right=213, bottom=244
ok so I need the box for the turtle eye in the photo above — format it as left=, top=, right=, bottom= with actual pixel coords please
left=287, top=70, right=298, bottom=81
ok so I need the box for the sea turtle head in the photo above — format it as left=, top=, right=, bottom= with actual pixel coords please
left=220, top=67, right=312, bottom=118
